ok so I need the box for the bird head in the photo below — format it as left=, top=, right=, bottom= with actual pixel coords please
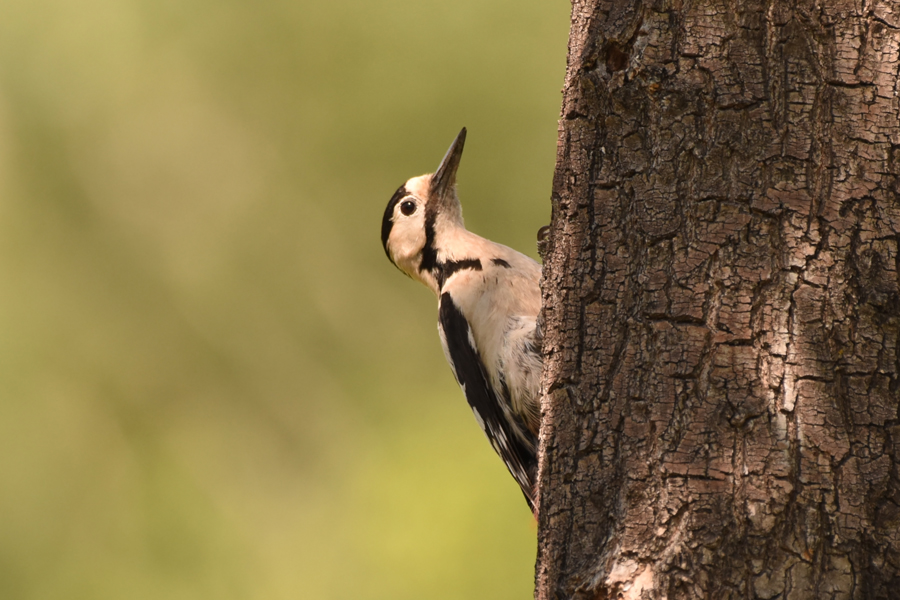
left=381, top=127, right=467, bottom=287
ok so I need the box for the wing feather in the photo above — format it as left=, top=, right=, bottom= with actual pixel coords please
left=438, top=291, right=537, bottom=511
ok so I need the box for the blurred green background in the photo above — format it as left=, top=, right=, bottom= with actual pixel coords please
left=0, top=1, right=568, bottom=598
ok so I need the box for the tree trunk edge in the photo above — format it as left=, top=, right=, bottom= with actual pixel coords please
left=536, top=0, right=900, bottom=599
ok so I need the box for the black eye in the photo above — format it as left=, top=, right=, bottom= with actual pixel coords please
left=400, top=200, right=416, bottom=216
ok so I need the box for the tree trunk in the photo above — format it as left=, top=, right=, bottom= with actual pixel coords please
left=536, top=1, right=900, bottom=598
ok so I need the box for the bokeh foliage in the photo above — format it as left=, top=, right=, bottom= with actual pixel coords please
left=0, top=0, right=568, bottom=598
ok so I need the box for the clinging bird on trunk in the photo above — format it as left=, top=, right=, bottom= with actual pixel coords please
left=381, top=128, right=542, bottom=511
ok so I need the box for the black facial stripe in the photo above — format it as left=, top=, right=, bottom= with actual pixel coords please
left=419, top=209, right=438, bottom=274
left=491, top=258, right=511, bottom=268
left=381, top=185, right=409, bottom=262
left=437, top=258, right=482, bottom=290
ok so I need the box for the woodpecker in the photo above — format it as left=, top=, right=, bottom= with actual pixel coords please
left=381, top=128, right=542, bottom=511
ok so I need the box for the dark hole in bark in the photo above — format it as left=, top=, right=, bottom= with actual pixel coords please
left=605, top=43, right=630, bottom=72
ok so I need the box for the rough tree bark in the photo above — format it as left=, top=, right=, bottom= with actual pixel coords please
left=536, top=1, right=900, bottom=599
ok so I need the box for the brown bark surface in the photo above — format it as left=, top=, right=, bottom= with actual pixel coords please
left=536, top=1, right=900, bottom=598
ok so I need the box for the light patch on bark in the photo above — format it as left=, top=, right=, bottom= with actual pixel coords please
left=602, top=560, right=655, bottom=600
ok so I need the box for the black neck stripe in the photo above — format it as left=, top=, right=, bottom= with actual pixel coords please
left=381, top=185, right=409, bottom=262
left=437, top=258, right=482, bottom=289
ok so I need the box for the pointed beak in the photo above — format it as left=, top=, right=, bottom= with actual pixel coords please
left=430, top=127, right=466, bottom=201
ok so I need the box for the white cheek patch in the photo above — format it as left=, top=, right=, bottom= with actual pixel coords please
left=390, top=214, right=427, bottom=269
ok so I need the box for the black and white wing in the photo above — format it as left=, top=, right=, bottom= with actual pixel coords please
left=438, top=291, right=538, bottom=511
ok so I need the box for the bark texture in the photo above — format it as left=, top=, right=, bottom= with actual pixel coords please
left=536, top=1, right=900, bottom=598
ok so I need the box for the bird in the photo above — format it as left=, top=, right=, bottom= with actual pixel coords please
left=380, top=127, right=542, bottom=511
